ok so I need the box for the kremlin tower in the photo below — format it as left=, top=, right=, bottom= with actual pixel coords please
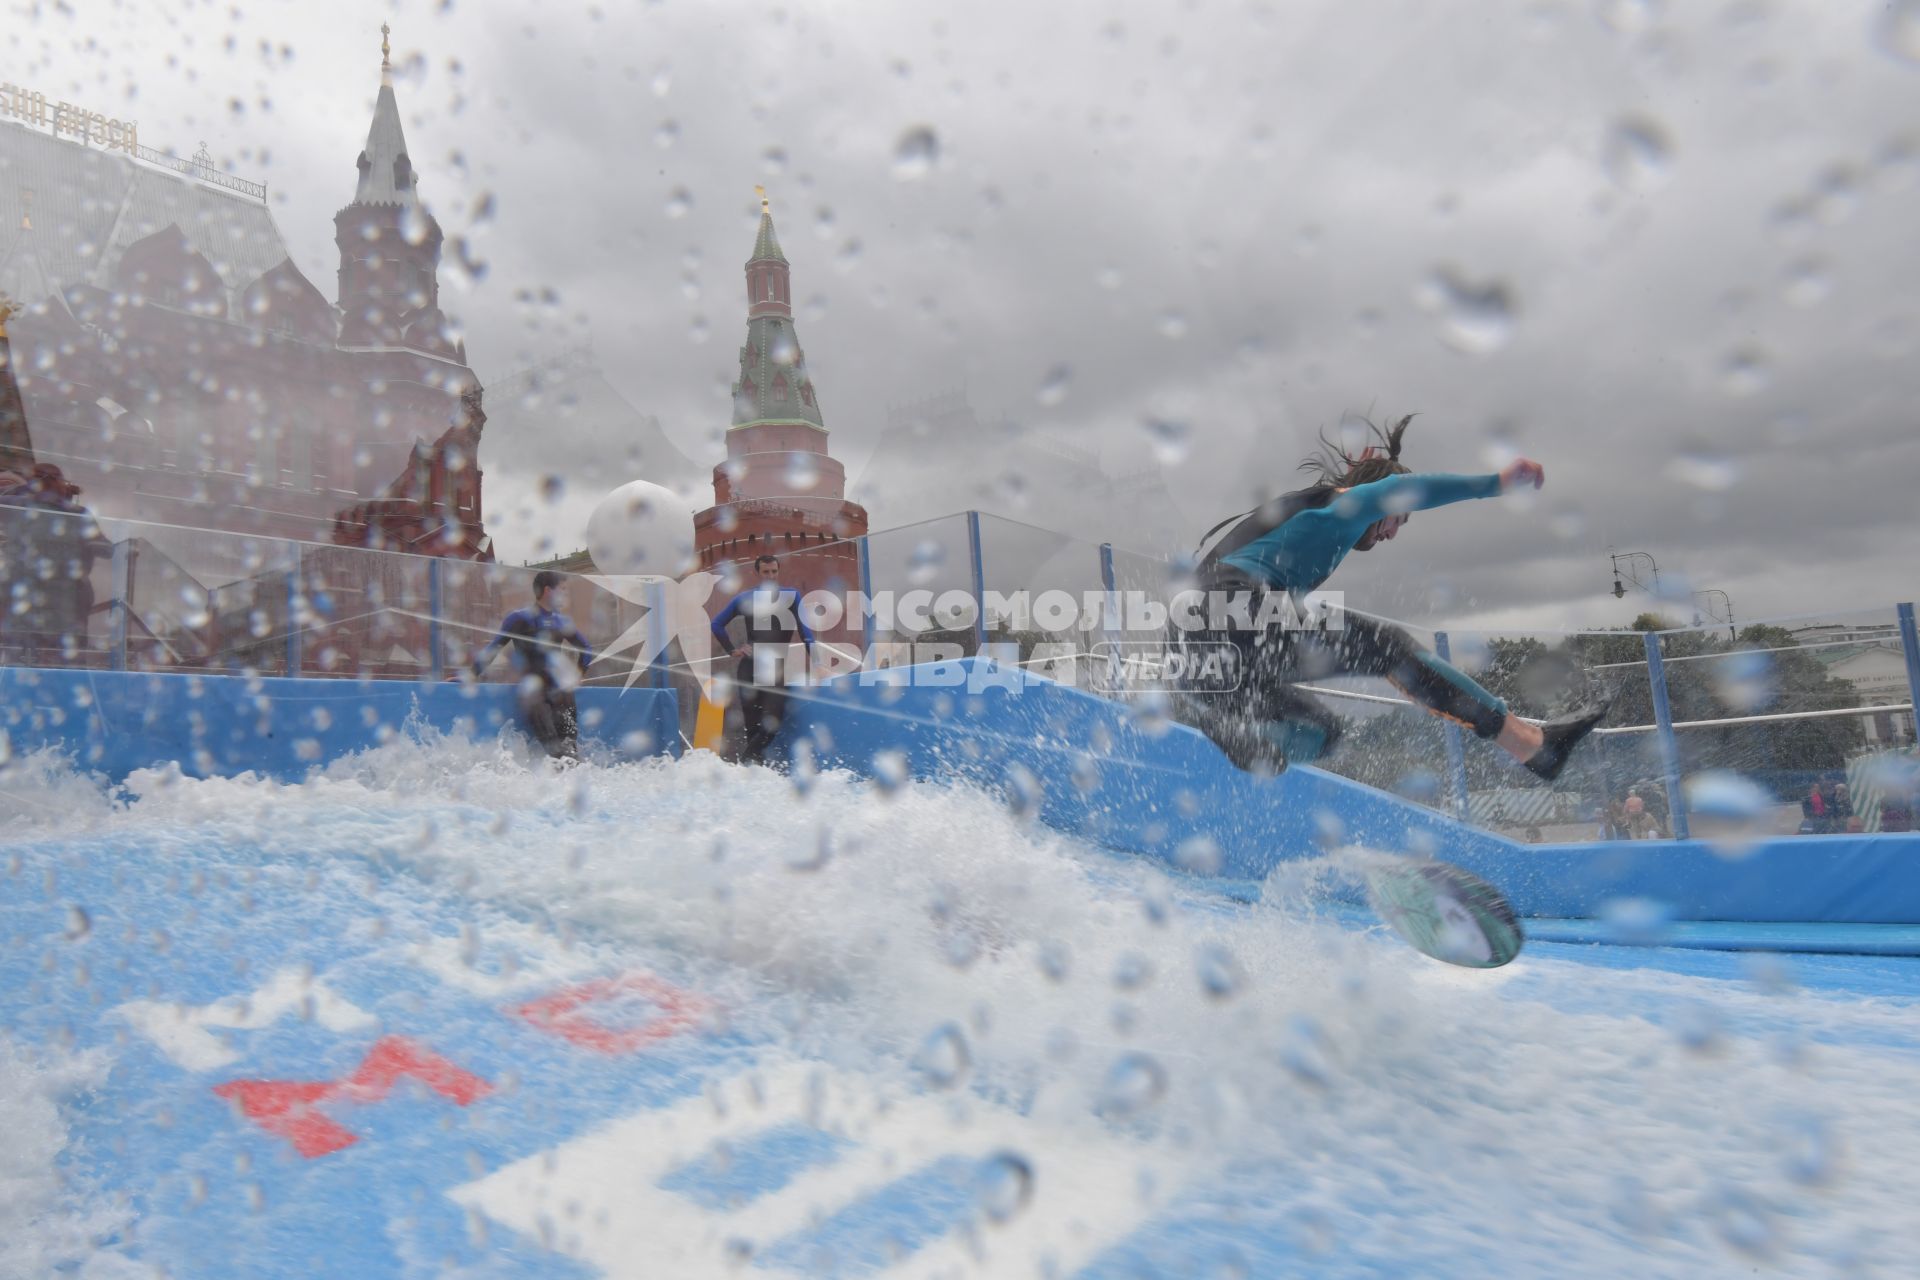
left=694, top=191, right=868, bottom=630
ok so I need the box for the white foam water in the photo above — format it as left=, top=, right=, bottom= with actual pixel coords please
left=10, top=733, right=1920, bottom=1277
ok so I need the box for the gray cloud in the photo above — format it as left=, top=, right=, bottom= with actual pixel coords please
left=19, top=0, right=1920, bottom=633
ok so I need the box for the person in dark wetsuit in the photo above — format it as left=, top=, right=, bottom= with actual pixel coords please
left=462, top=570, right=595, bottom=760
left=1175, top=415, right=1606, bottom=779
left=710, top=554, right=815, bottom=764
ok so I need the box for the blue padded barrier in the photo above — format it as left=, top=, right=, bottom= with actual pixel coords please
left=1, top=667, right=680, bottom=783
left=776, top=658, right=1920, bottom=934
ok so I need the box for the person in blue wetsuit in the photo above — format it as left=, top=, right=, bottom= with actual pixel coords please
left=1175, top=415, right=1606, bottom=779
left=463, top=570, right=595, bottom=760
left=710, top=554, right=815, bottom=764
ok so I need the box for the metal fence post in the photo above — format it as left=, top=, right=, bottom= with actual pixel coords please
left=645, top=579, right=670, bottom=690
left=1099, top=542, right=1123, bottom=693
left=108, top=539, right=130, bottom=672
left=426, top=558, right=445, bottom=680
left=284, top=545, right=303, bottom=676
left=858, top=535, right=876, bottom=659
left=1433, top=631, right=1473, bottom=822
left=1899, top=603, right=1920, bottom=745
left=965, top=511, right=987, bottom=651
left=1643, top=629, right=1690, bottom=840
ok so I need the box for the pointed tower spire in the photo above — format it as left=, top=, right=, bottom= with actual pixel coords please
left=731, top=192, right=819, bottom=430
left=355, top=24, right=417, bottom=206
left=334, top=25, right=458, bottom=357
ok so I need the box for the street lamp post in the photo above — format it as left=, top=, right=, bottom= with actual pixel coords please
left=1691, top=588, right=1737, bottom=641
left=1609, top=550, right=1661, bottom=600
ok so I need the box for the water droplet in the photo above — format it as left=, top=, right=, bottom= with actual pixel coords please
left=399, top=204, right=432, bottom=246
left=1070, top=753, right=1101, bottom=794
left=650, top=64, right=672, bottom=97
left=907, top=540, right=946, bottom=586
left=1781, top=1115, right=1841, bottom=1186
left=1036, top=364, right=1071, bottom=407
left=1129, top=689, right=1172, bottom=738
left=1174, top=835, right=1222, bottom=876
left=540, top=474, right=565, bottom=503
left=761, top=146, right=788, bottom=174
left=1599, top=896, right=1674, bottom=946
left=892, top=126, right=939, bottom=180
left=1112, top=952, right=1153, bottom=992
left=1665, top=445, right=1739, bottom=491
left=689, top=315, right=710, bottom=343
left=1782, top=256, right=1832, bottom=306
left=1719, top=345, right=1771, bottom=396
left=1673, top=1000, right=1726, bottom=1054
left=834, top=239, right=864, bottom=271
left=1037, top=941, right=1071, bottom=982
left=1602, top=116, right=1673, bottom=193
left=974, top=1152, right=1034, bottom=1224
left=1157, top=310, right=1189, bottom=339
left=64, top=905, right=92, bottom=941
left=1417, top=268, right=1516, bottom=355
left=1144, top=418, right=1191, bottom=464
left=664, top=187, right=693, bottom=219
left=0, top=729, right=12, bottom=771
left=1596, top=0, right=1661, bottom=36
left=1706, top=1184, right=1779, bottom=1261
left=1812, top=165, right=1861, bottom=224
left=787, top=826, right=833, bottom=872
left=783, top=453, right=819, bottom=491
left=1097, top=1052, right=1167, bottom=1118
left=1280, top=1014, right=1335, bottom=1088
left=1004, top=765, right=1042, bottom=823
left=1195, top=942, right=1245, bottom=1001
left=1096, top=265, right=1123, bottom=290
left=913, top=1022, right=971, bottom=1088
left=872, top=750, right=909, bottom=793
left=654, top=118, right=680, bottom=148
left=1684, top=770, right=1772, bottom=858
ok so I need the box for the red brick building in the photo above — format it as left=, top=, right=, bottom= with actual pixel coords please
left=0, top=38, right=490, bottom=562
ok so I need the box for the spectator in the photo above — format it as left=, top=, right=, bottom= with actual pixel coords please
left=1600, top=798, right=1628, bottom=841
left=1524, top=825, right=1544, bottom=844
left=1844, top=816, right=1865, bottom=835
left=1881, top=785, right=1913, bottom=833
left=1620, top=794, right=1662, bottom=839
left=1802, top=782, right=1829, bottom=835
left=1831, top=782, right=1854, bottom=830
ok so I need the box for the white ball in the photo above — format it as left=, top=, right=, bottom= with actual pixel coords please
left=585, top=479, right=697, bottom=577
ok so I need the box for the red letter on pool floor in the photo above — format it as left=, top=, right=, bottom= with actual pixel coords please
left=213, top=1036, right=492, bottom=1158
left=513, top=973, right=710, bottom=1054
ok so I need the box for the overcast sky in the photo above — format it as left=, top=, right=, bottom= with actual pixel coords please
left=12, top=0, right=1920, bottom=634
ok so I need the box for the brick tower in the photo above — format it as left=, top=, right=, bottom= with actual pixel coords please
left=693, top=191, right=868, bottom=643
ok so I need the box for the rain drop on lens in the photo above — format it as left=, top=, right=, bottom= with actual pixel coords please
left=1601, top=116, right=1673, bottom=193
left=1144, top=418, right=1191, bottom=464
left=1418, top=268, right=1516, bottom=355
left=872, top=750, right=909, bottom=794
left=1097, top=1052, right=1167, bottom=1118
left=664, top=187, right=693, bottom=219
left=891, top=126, right=939, bottom=180
left=913, top=1023, right=971, bottom=1088
left=1720, top=346, right=1771, bottom=395
left=973, top=1152, right=1034, bottom=1224
left=1195, top=942, right=1245, bottom=1001
left=900, top=540, right=945, bottom=587
left=1036, top=364, right=1071, bottom=407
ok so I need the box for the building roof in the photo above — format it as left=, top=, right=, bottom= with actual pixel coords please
left=0, top=119, right=304, bottom=309
left=352, top=74, right=419, bottom=207
left=749, top=208, right=786, bottom=265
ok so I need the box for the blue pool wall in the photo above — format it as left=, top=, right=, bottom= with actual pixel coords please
left=1, top=666, right=681, bottom=783
left=774, top=657, right=1920, bottom=930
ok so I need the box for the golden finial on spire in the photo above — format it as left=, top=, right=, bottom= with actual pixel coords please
left=381, top=23, right=391, bottom=68
left=756, top=185, right=769, bottom=214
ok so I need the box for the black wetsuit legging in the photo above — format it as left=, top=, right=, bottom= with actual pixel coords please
left=517, top=680, right=579, bottom=759
left=1178, top=588, right=1508, bottom=768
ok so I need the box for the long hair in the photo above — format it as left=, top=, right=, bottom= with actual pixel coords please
left=1297, top=413, right=1415, bottom=489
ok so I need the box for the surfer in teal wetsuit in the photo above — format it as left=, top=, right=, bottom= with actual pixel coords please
left=1175, top=415, right=1607, bottom=779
